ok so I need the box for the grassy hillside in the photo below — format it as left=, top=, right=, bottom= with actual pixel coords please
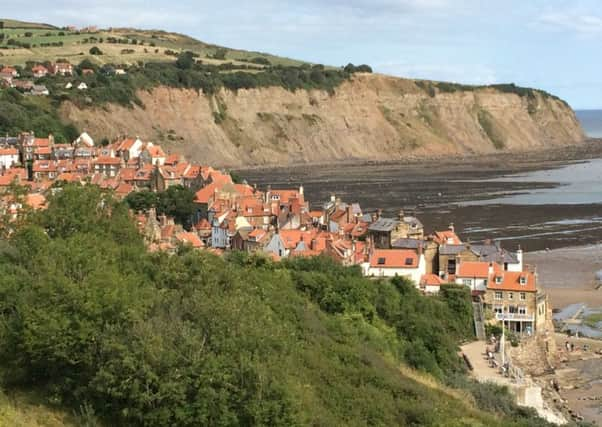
left=0, top=389, right=78, bottom=427
left=0, top=184, right=564, bottom=426
left=0, top=20, right=304, bottom=68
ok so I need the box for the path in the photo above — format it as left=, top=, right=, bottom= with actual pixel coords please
left=461, top=341, right=513, bottom=387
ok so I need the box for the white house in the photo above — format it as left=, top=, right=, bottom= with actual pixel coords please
left=0, top=147, right=19, bottom=169
left=362, top=249, right=426, bottom=285
left=455, top=261, right=502, bottom=293
left=116, top=137, right=144, bottom=162
left=65, top=82, right=73, bottom=89
left=77, top=82, right=88, bottom=90
left=420, top=274, right=445, bottom=294
left=75, top=132, right=94, bottom=147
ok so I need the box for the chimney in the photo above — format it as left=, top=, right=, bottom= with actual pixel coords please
left=418, top=242, right=423, bottom=256
left=330, top=194, right=336, bottom=203
left=299, top=184, right=304, bottom=196
left=516, top=245, right=523, bottom=269
left=377, top=209, right=382, bottom=219
left=311, top=238, right=317, bottom=251
left=488, top=262, right=494, bottom=276
left=159, top=214, right=167, bottom=227
left=346, top=205, right=352, bottom=224
left=398, top=209, right=405, bottom=221
left=449, top=222, right=454, bottom=233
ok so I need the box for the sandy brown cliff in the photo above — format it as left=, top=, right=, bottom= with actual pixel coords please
left=59, top=74, right=584, bottom=167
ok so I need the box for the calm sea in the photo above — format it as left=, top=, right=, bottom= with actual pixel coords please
left=576, top=110, right=602, bottom=138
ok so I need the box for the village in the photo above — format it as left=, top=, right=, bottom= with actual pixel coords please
left=0, top=127, right=550, bottom=335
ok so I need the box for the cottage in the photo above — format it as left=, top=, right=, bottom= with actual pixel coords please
left=482, top=269, right=546, bottom=334
left=368, top=217, right=400, bottom=249
left=139, top=143, right=166, bottom=166
left=32, top=65, right=48, bottom=78
left=94, top=156, right=121, bottom=177
left=0, top=148, right=19, bottom=169
left=115, top=137, right=143, bottom=162
left=1, top=66, right=18, bottom=77
left=362, top=248, right=426, bottom=284
left=49, top=62, right=73, bottom=76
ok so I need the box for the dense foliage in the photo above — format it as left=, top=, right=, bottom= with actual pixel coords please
left=34, top=56, right=372, bottom=108
left=0, top=88, right=79, bottom=142
left=125, top=186, right=196, bottom=229
left=0, top=185, right=559, bottom=426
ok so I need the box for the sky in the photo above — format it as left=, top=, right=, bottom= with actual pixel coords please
left=5, top=0, right=602, bottom=109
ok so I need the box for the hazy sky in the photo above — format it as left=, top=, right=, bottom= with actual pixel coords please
left=6, top=0, right=602, bottom=109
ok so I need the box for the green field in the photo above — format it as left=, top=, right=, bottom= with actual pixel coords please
left=0, top=20, right=304, bottom=68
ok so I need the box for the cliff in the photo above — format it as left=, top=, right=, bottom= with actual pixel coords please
left=59, top=73, right=584, bottom=167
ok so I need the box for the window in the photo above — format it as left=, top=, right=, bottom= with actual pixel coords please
left=519, top=276, right=527, bottom=285
left=508, top=292, right=514, bottom=300
left=520, top=292, right=526, bottom=301
left=405, top=257, right=414, bottom=266
left=495, top=276, right=503, bottom=284
left=518, top=306, right=527, bottom=315
left=483, top=279, right=488, bottom=287
left=495, top=291, right=503, bottom=300
left=377, top=257, right=386, bottom=265
left=508, top=305, right=517, bottom=314
left=462, top=279, right=472, bottom=287
left=494, top=306, right=503, bottom=314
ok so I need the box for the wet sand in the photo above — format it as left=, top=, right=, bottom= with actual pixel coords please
left=526, top=246, right=602, bottom=309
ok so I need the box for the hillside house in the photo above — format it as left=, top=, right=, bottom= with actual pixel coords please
left=482, top=269, right=546, bottom=334
left=49, top=62, right=73, bottom=76
left=362, top=248, right=426, bottom=284
left=1, top=66, right=18, bottom=77
left=32, top=65, right=48, bottom=78
left=0, top=148, right=19, bottom=169
left=115, top=137, right=143, bottom=162
left=94, top=156, right=121, bottom=177
left=140, top=144, right=166, bottom=166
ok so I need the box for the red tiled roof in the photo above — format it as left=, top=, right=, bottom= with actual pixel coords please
left=456, top=261, right=501, bottom=279
left=421, top=274, right=444, bottom=287
left=117, top=138, right=138, bottom=151
left=34, top=146, right=52, bottom=155
left=119, top=168, right=137, bottom=181
left=434, top=230, right=462, bottom=245
left=0, top=148, right=18, bottom=156
left=95, top=156, right=121, bottom=165
left=33, top=138, right=51, bottom=148
left=146, top=145, right=166, bottom=158
left=369, top=249, right=419, bottom=268
left=176, top=232, right=204, bottom=248
left=487, top=271, right=537, bottom=292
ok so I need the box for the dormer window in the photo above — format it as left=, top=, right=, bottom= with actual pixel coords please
left=519, top=276, right=527, bottom=285
left=495, top=275, right=502, bottom=284
left=377, top=257, right=386, bottom=265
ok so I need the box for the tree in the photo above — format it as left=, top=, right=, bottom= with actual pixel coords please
left=175, top=51, right=194, bottom=70
left=156, top=185, right=196, bottom=228
left=89, top=46, right=103, bottom=55
left=125, top=190, right=159, bottom=212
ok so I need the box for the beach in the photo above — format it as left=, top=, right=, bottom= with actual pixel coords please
left=526, top=245, right=602, bottom=309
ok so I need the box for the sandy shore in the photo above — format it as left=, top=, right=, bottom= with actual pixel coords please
left=526, top=245, right=602, bottom=309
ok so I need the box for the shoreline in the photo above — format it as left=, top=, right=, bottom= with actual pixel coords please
left=232, top=138, right=602, bottom=173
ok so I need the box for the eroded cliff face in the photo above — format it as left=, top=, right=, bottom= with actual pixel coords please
left=59, top=74, right=584, bottom=167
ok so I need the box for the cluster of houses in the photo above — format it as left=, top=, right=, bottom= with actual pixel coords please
left=0, top=130, right=548, bottom=335
left=0, top=61, right=103, bottom=96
